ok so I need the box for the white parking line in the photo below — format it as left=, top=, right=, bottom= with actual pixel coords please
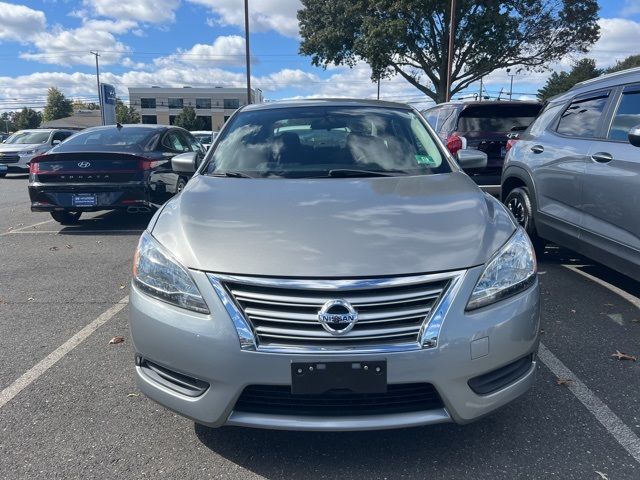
left=538, top=343, right=640, bottom=464
left=0, top=296, right=129, bottom=410
left=1, top=219, right=53, bottom=236
left=563, top=264, right=640, bottom=309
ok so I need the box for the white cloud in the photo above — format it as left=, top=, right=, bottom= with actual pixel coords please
left=0, top=2, right=46, bottom=42
left=153, top=35, right=247, bottom=68
left=20, top=20, right=135, bottom=66
left=622, top=0, right=640, bottom=16
left=189, top=0, right=301, bottom=38
left=83, top=0, right=181, bottom=24
left=587, top=18, right=640, bottom=68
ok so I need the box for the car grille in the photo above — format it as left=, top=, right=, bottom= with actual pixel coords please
left=0, top=154, right=20, bottom=164
left=234, top=383, right=444, bottom=416
left=215, top=273, right=457, bottom=351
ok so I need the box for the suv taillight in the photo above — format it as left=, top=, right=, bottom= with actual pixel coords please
left=29, top=155, right=46, bottom=174
left=446, top=133, right=466, bottom=156
left=506, top=138, right=518, bottom=153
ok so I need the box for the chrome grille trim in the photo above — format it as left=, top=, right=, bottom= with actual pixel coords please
left=206, top=271, right=466, bottom=354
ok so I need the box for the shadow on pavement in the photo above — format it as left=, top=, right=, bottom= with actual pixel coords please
left=56, top=209, right=153, bottom=236
left=1, top=174, right=29, bottom=180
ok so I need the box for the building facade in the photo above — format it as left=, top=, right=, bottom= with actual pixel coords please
left=128, top=87, right=264, bottom=130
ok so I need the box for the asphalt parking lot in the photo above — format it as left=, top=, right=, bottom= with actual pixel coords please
left=0, top=174, right=639, bottom=480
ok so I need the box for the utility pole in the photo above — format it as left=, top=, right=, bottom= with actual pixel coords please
left=507, top=68, right=514, bottom=101
left=445, top=0, right=457, bottom=102
left=479, top=77, right=483, bottom=102
left=377, top=76, right=381, bottom=100
left=244, top=0, right=252, bottom=105
left=90, top=51, right=104, bottom=125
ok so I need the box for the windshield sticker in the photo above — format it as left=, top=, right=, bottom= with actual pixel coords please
left=415, top=154, right=436, bottom=166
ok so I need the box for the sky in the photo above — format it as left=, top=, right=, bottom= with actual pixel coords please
left=0, top=0, right=639, bottom=113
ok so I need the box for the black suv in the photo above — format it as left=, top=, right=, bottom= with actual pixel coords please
left=422, top=101, right=542, bottom=194
left=28, top=124, right=205, bottom=224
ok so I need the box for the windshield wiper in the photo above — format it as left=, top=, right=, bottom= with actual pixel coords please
left=326, top=169, right=404, bottom=178
left=211, top=171, right=254, bottom=178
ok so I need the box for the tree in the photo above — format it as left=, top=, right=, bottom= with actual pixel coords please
left=12, top=108, right=42, bottom=130
left=537, top=58, right=602, bottom=101
left=1, top=112, right=15, bottom=133
left=72, top=100, right=99, bottom=111
left=606, top=55, right=640, bottom=74
left=43, top=87, right=73, bottom=121
left=172, top=106, right=204, bottom=130
left=115, top=98, right=141, bottom=124
left=298, top=0, right=600, bottom=103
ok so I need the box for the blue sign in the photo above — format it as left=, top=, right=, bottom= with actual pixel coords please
left=100, top=83, right=117, bottom=125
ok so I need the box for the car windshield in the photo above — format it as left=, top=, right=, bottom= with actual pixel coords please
left=194, top=133, right=212, bottom=144
left=5, top=131, right=50, bottom=144
left=53, top=127, right=160, bottom=152
left=205, top=106, right=449, bottom=178
left=457, top=104, right=542, bottom=132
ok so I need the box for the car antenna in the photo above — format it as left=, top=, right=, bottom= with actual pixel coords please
left=116, top=122, right=123, bottom=130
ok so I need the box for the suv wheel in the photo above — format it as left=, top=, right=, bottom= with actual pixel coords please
left=176, top=177, right=187, bottom=193
left=504, top=187, right=546, bottom=257
left=50, top=210, right=82, bottom=225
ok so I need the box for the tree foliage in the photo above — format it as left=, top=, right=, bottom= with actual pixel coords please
left=172, top=106, right=204, bottom=131
left=43, top=87, right=73, bottom=121
left=537, top=59, right=602, bottom=101
left=12, top=108, right=43, bottom=130
left=537, top=55, right=640, bottom=101
left=115, top=98, right=141, bottom=124
left=298, top=0, right=600, bottom=103
left=1, top=112, right=15, bottom=133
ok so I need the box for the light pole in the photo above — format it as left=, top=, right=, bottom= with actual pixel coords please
left=90, top=51, right=104, bottom=125
left=244, top=0, right=252, bottom=105
left=507, top=68, right=515, bottom=101
left=445, top=0, right=457, bottom=102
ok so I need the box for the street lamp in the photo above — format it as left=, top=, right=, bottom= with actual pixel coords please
left=244, top=0, right=252, bottom=105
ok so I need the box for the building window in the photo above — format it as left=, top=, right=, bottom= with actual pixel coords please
left=223, top=98, right=240, bottom=109
left=197, top=116, right=212, bottom=130
left=168, top=98, right=184, bottom=109
left=169, top=115, right=177, bottom=125
left=224, top=115, right=230, bottom=122
left=140, top=98, right=156, bottom=109
left=196, top=98, right=212, bottom=109
left=141, top=115, right=157, bottom=124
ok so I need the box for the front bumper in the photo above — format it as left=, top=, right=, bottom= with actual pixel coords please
left=28, top=182, right=152, bottom=212
left=130, top=266, right=540, bottom=431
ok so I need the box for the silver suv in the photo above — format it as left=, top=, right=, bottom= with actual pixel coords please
left=130, top=100, right=540, bottom=431
left=502, top=68, right=640, bottom=281
left=0, top=129, right=75, bottom=176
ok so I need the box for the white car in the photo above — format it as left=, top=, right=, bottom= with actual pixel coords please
left=0, top=129, right=75, bottom=176
left=190, top=130, right=218, bottom=150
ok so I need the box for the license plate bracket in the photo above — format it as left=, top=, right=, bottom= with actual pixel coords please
left=291, top=361, right=387, bottom=395
left=72, top=194, right=97, bottom=207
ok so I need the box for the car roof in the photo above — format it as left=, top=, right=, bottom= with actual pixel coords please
left=551, top=67, right=640, bottom=103
left=242, top=98, right=413, bottom=111
left=81, top=124, right=169, bottom=133
left=423, top=100, right=541, bottom=111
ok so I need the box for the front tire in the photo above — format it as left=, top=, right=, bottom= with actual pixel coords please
left=50, top=210, right=82, bottom=225
left=504, top=187, right=546, bottom=257
left=176, top=177, right=187, bottom=193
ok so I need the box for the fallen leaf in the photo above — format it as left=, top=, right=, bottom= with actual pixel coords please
left=119, top=284, right=125, bottom=290
left=27, top=297, right=34, bottom=301
left=127, top=393, right=139, bottom=398
left=49, top=246, right=59, bottom=251
left=556, top=378, right=573, bottom=386
left=539, top=329, right=545, bottom=334
left=604, top=303, right=614, bottom=307
left=611, top=350, right=637, bottom=362
left=631, top=319, right=640, bottom=324
left=65, top=244, right=72, bottom=249
left=96, top=240, right=102, bottom=244
left=109, top=336, right=125, bottom=345
left=570, top=309, right=576, bottom=314
left=595, top=471, right=609, bottom=480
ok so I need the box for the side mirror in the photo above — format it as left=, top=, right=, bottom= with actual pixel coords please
left=52, top=139, right=61, bottom=145
left=171, top=151, right=197, bottom=173
left=456, top=149, right=487, bottom=170
left=628, top=125, right=640, bottom=147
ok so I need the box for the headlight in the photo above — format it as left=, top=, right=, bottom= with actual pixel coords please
left=467, top=227, right=536, bottom=310
left=21, top=149, right=36, bottom=155
left=133, top=231, right=209, bottom=314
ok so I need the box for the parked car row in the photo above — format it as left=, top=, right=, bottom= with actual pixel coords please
left=0, top=129, right=76, bottom=176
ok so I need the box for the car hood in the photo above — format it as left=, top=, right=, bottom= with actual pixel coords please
left=151, top=172, right=516, bottom=277
left=0, top=143, right=42, bottom=152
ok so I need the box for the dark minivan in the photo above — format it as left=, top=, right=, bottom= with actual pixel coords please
left=422, top=101, right=542, bottom=194
left=28, top=125, right=205, bottom=224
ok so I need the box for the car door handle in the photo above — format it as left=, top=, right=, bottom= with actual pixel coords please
left=530, top=145, right=544, bottom=154
left=591, top=152, right=613, bottom=163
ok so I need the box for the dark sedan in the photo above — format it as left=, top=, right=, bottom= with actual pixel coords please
left=28, top=124, right=205, bottom=224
